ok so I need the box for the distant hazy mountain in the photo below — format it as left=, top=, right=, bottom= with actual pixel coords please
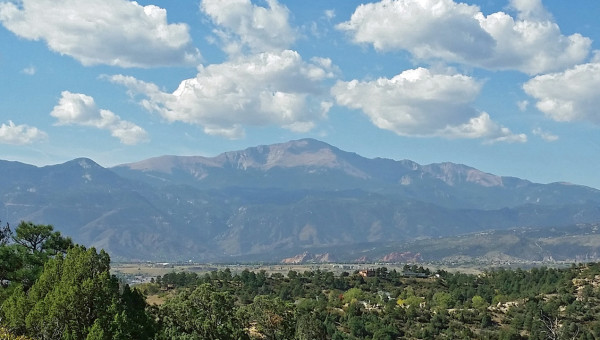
left=113, top=138, right=600, bottom=209
left=2, top=139, right=600, bottom=261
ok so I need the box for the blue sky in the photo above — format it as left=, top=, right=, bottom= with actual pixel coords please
left=1, top=0, right=600, bottom=189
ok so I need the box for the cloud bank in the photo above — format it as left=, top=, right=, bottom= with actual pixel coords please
left=523, top=63, right=600, bottom=125
left=332, top=68, right=525, bottom=143
left=109, top=50, right=335, bottom=139
left=0, top=0, right=200, bottom=67
left=201, top=0, right=296, bottom=56
left=0, top=121, right=47, bottom=145
left=337, top=0, right=590, bottom=74
left=51, top=91, right=148, bottom=144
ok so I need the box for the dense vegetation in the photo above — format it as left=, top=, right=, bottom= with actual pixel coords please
left=0, top=222, right=154, bottom=339
left=147, top=265, right=600, bottom=339
left=3, top=222, right=600, bottom=339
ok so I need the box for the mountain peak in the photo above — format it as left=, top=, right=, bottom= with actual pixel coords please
left=118, top=139, right=340, bottom=174
left=112, top=138, right=600, bottom=203
left=36, top=157, right=128, bottom=187
left=225, top=138, right=343, bottom=170
left=55, top=157, right=103, bottom=169
left=277, top=138, right=336, bottom=152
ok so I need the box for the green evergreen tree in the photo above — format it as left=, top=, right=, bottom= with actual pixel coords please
left=156, top=283, right=248, bottom=340
left=0, top=221, right=73, bottom=292
left=1, top=246, right=155, bottom=340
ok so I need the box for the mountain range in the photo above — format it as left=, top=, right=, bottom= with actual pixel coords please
left=2, top=138, right=600, bottom=262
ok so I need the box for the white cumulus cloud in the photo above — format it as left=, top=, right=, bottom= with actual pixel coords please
left=0, top=0, right=200, bottom=68
left=509, top=0, right=550, bottom=21
left=0, top=121, right=47, bottom=144
left=332, top=67, right=525, bottom=143
left=337, top=0, right=590, bottom=74
left=201, top=0, right=296, bottom=56
left=593, top=50, right=600, bottom=63
left=108, top=50, right=335, bottom=139
left=523, top=62, right=600, bottom=124
left=51, top=91, right=148, bottom=144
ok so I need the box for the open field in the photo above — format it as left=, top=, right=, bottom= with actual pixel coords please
left=111, top=261, right=487, bottom=284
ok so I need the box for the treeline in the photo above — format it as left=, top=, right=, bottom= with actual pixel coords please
left=3, top=222, right=600, bottom=339
left=146, top=264, right=600, bottom=339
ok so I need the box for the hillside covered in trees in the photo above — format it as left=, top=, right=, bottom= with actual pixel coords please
left=3, top=222, right=600, bottom=339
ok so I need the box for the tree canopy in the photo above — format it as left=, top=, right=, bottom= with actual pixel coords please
left=4, top=221, right=600, bottom=339
left=0, top=221, right=73, bottom=290
left=0, top=222, right=154, bottom=340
